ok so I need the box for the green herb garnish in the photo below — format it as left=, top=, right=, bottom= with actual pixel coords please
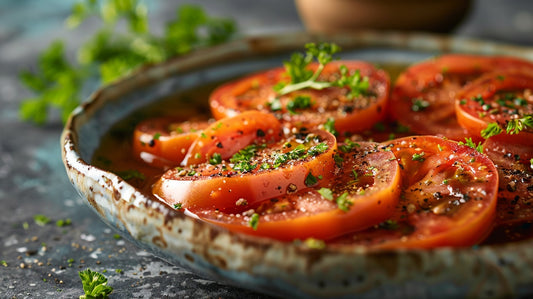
left=412, top=152, right=426, bottom=162
left=274, top=42, right=369, bottom=98
left=287, top=95, right=312, bottom=114
left=305, top=172, right=319, bottom=187
left=208, top=153, right=222, bottom=165
left=324, top=117, right=338, bottom=136
left=317, top=187, right=334, bottom=200
left=79, top=269, right=113, bottom=299
left=411, top=98, right=430, bottom=112
left=20, top=2, right=236, bottom=125
left=249, top=213, right=260, bottom=230
left=56, top=218, right=72, bottom=227
left=458, top=137, right=484, bottom=153
left=34, top=214, right=51, bottom=226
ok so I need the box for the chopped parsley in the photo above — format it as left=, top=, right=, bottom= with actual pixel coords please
left=317, top=187, right=334, bottom=200
left=338, top=139, right=359, bottom=153
left=481, top=122, right=503, bottom=139
left=412, top=152, right=426, bottom=162
left=34, top=214, right=51, bottom=226
left=56, top=218, right=72, bottom=227
left=318, top=188, right=352, bottom=211
left=249, top=213, right=259, bottom=230
left=506, top=115, right=533, bottom=135
left=19, top=4, right=236, bottom=125
left=208, top=153, right=222, bottom=165
left=335, top=192, right=352, bottom=212
left=481, top=115, right=533, bottom=138
left=79, top=269, right=113, bottom=299
left=411, top=98, right=430, bottom=112
left=305, top=172, right=319, bottom=187
left=287, top=95, right=312, bottom=114
left=273, top=42, right=370, bottom=98
left=458, top=137, right=484, bottom=153
left=324, top=117, right=338, bottom=136
left=173, top=203, right=183, bottom=210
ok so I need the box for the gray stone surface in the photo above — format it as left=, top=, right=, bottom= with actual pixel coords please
left=1, top=0, right=532, bottom=298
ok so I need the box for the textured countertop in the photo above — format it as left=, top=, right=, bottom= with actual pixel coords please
left=1, top=0, right=533, bottom=298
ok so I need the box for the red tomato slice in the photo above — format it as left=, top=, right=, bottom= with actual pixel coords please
left=153, top=129, right=337, bottom=213
left=209, top=61, right=390, bottom=136
left=182, top=110, right=283, bottom=165
left=455, top=69, right=533, bottom=142
left=482, top=137, right=533, bottom=226
left=390, top=54, right=533, bottom=141
left=194, top=141, right=401, bottom=241
left=132, top=117, right=209, bottom=168
left=332, top=136, right=499, bottom=249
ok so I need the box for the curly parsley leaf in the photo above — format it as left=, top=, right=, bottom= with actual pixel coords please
left=20, top=1, right=236, bottom=125
left=481, top=115, right=533, bottom=139
left=79, top=268, right=113, bottom=299
left=458, top=137, right=484, bottom=153
left=274, top=42, right=369, bottom=98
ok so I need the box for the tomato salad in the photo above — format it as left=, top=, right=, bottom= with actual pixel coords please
left=113, top=43, right=533, bottom=249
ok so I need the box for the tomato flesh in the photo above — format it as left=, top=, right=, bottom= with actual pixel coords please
left=455, top=70, right=533, bottom=142
left=194, top=141, right=401, bottom=241
left=332, top=136, right=499, bottom=249
left=132, top=117, right=209, bottom=168
left=209, top=61, right=390, bottom=136
left=153, top=129, right=337, bottom=213
left=182, top=110, right=283, bottom=165
left=390, top=54, right=533, bottom=141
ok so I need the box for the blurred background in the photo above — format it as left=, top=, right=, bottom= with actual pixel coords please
left=1, top=0, right=533, bottom=298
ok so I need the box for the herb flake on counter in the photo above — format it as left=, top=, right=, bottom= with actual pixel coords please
left=34, top=214, right=51, bottom=226
left=79, top=268, right=113, bottom=299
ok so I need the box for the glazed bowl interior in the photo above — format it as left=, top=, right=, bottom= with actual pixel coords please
left=62, top=31, right=533, bottom=298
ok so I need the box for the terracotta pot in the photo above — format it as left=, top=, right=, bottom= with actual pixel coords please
left=295, top=0, right=472, bottom=33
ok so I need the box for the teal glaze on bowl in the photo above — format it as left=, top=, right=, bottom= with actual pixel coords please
left=61, top=31, right=533, bottom=298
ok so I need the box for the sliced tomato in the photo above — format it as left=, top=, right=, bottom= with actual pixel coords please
left=331, top=136, right=499, bottom=249
left=193, top=141, right=401, bottom=241
left=482, top=137, right=533, bottom=226
left=390, top=54, right=533, bottom=141
left=181, top=110, right=283, bottom=165
left=209, top=61, right=390, bottom=136
left=153, top=129, right=337, bottom=213
left=455, top=69, right=533, bottom=142
left=132, top=117, right=209, bottom=168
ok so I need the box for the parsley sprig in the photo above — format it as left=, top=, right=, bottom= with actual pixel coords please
left=481, top=115, right=533, bottom=139
left=273, top=42, right=369, bottom=98
left=20, top=1, right=236, bottom=124
left=79, top=269, right=113, bottom=299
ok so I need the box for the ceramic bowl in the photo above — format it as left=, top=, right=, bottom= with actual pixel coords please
left=295, top=0, right=472, bottom=33
left=61, top=31, right=533, bottom=298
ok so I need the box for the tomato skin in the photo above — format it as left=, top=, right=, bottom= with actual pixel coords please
left=209, top=61, right=390, bottom=135
left=390, top=54, right=533, bottom=141
left=455, top=70, right=533, bottom=142
left=194, top=142, right=401, bottom=241
left=182, top=110, right=283, bottom=165
left=332, top=136, right=499, bottom=249
left=132, top=117, right=209, bottom=168
left=153, top=129, right=338, bottom=213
